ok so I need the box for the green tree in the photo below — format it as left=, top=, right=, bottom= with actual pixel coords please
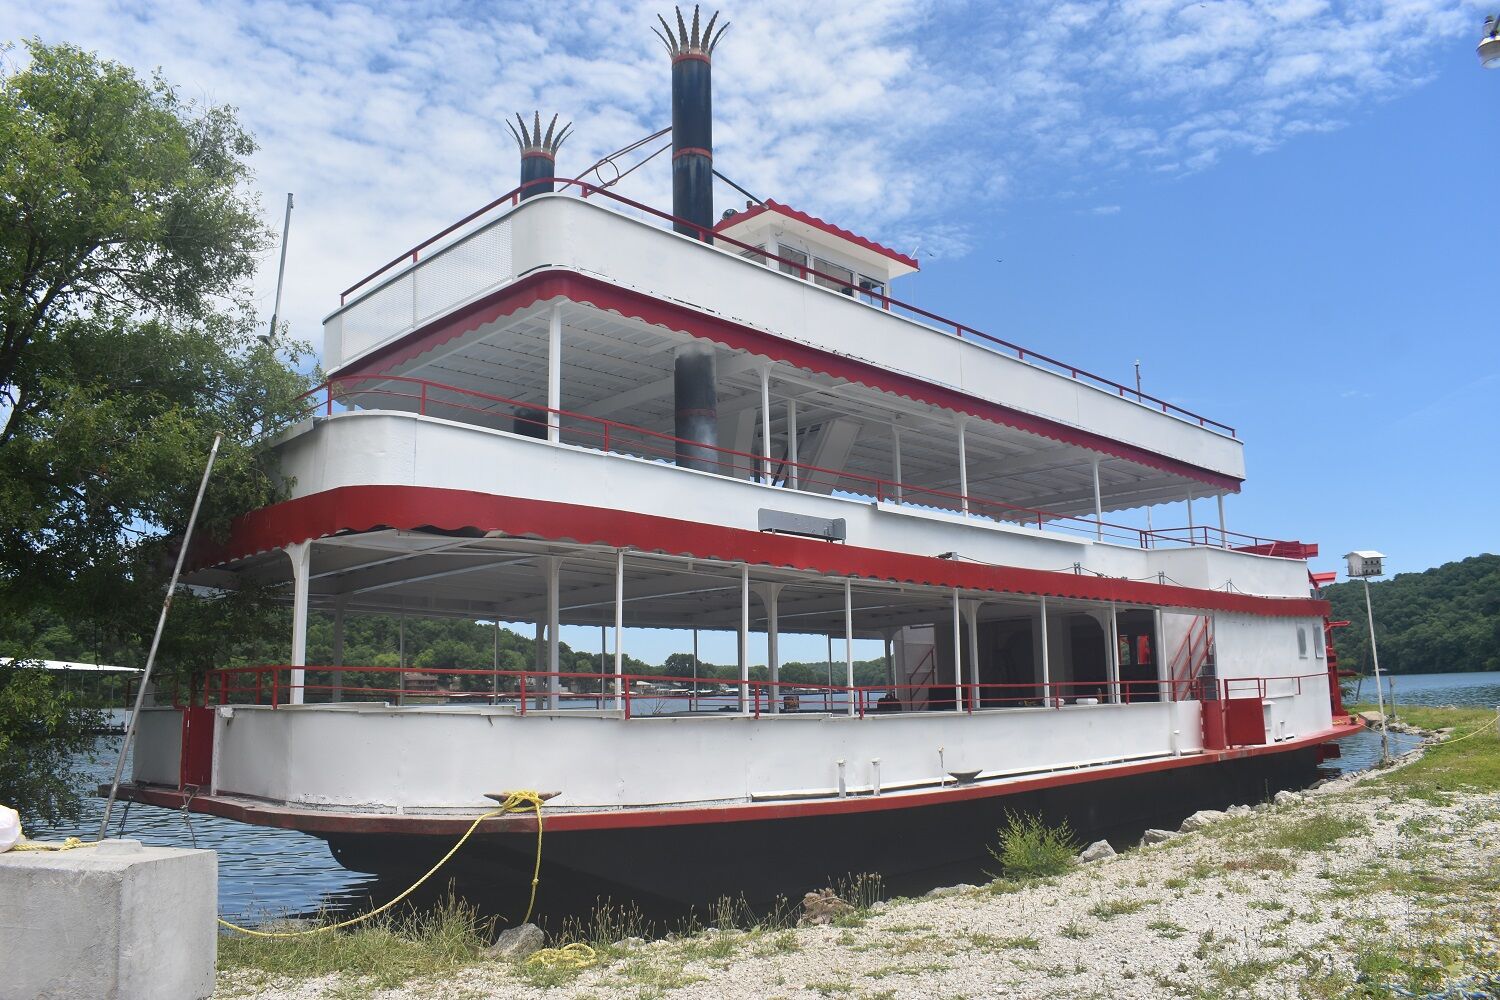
left=0, top=41, right=314, bottom=823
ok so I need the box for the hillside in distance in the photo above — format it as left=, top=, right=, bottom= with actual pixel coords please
left=1321, top=554, right=1500, bottom=676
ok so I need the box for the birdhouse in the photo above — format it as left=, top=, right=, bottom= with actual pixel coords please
left=1344, top=550, right=1385, bottom=579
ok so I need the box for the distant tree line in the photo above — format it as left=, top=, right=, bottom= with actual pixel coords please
left=1322, top=554, right=1499, bottom=676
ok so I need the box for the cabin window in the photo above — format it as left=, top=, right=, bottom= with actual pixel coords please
left=777, top=246, right=809, bottom=277
left=811, top=256, right=855, bottom=295
left=739, top=243, right=768, bottom=265
left=1297, top=626, right=1309, bottom=658
left=1315, top=630, right=1325, bottom=659
left=857, top=275, right=885, bottom=306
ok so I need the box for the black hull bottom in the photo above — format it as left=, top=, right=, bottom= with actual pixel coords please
left=324, top=749, right=1325, bottom=925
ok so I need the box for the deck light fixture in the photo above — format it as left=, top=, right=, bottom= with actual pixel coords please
left=1344, top=550, right=1390, bottom=764
left=1481, top=15, right=1500, bottom=68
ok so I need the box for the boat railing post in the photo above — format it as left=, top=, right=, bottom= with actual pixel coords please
left=519, top=671, right=527, bottom=716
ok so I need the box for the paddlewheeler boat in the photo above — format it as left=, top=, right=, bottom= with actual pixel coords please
left=118, top=7, right=1358, bottom=906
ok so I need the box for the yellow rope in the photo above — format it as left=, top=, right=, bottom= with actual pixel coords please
left=527, top=941, right=598, bottom=969
left=1428, top=714, right=1499, bottom=748
left=10, top=835, right=94, bottom=852
left=217, top=790, right=546, bottom=938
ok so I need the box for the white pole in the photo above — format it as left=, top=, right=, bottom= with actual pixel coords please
left=398, top=613, right=406, bottom=708
left=739, top=564, right=750, bottom=712
left=331, top=600, right=345, bottom=704
left=766, top=585, right=781, bottom=713
left=844, top=578, right=856, bottom=717
left=547, top=302, right=562, bottom=443
left=1217, top=494, right=1228, bottom=548
left=827, top=632, right=834, bottom=710
left=99, top=434, right=222, bottom=839
left=614, top=550, right=625, bottom=711
left=759, top=368, right=773, bottom=484
left=957, top=417, right=969, bottom=514
left=1364, top=578, right=1390, bottom=764
left=598, top=624, right=606, bottom=709
left=495, top=620, right=502, bottom=706
left=546, top=558, right=561, bottom=709
left=966, top=603, right=980, bottom=708
left=951, top=589, right=964, bottom=713
left=1039, top=596, right=1052, bottom=706
left=288, top=540, right=311, bottom=705
left=692, top=627, right=700, bottom=712
left=1108, top=605, right=1121, bottom=703
left=1091, top=458, right=1103, bottom=540
left=266, top=194, right=293, bottom=341
left=787, top=398, right=799, bottom=489
left=1186, top=489, right=1195, bottom=541
left=892, top=425, right=904, bottom=504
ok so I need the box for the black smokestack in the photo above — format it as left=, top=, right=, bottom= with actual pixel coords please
left=654, top=6, right=728, bottom=240
left=507, top=111, right=573, bottom=200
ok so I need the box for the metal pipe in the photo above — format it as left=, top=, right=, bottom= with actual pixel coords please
left=288, top=541, right=311, bottom=704
left=1039, top=596, right=1052, bottom=706
left=266, top=194, right=293, bottom=341
left=99, top=434, right=221, bottom=840
left=739, top=563, right=749, bottom=712
left=547, top=303, right=562, bottom=444
left=951, top=590, right=963, bottom=713
left=614, top=550, right=625, bottom=710
left=759, top=368, right=772, bottom=483
left=844, top=578, right=855, bottom=717
left=957, top=418, right=969, bottom=515
left=787, top=398, right=799, bottom=489
left=1092, top=458, right=1103, bottom=540
left=1364, top=578, right=1390, bottom=763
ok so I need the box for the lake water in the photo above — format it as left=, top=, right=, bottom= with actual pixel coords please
left=33, top=672, right=1499, bottom=927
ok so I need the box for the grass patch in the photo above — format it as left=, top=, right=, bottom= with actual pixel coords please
left=987, top=812, right=1079, bottom=880
left=1059, top=919, right=1091, bottom=939
left=966, top=932, right=1040, bottom=951
left=1221, top=850, right=1295, bottom=874
left=1350, top=704, right=1500, bottom=798
left=1263, top=812, right=1369, bottom=852
left=1087, top=897, right=1151, bottom=920
left=1147, top=918, right=1186, bottom=940
left=217, top=894, right=494, bottom=990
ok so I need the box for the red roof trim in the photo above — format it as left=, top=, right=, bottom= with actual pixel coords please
left=714, top=200, right=920, bottom=271
left=331, top=271, right=1244, bottom=492
left=202, top=486, right=1327, bottom=622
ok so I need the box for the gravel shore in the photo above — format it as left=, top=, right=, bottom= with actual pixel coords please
left=218, top=741, right=1500, bottom=1000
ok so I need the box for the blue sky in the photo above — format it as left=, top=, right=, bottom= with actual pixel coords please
left=5, top=1, right=1495, bottom=665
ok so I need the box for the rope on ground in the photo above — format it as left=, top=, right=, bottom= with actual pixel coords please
left=1428, top=713, right=1499, bottom=748
left=527, top=942, right=599, bottom=970
left=216, top=789, right=546, bottom=938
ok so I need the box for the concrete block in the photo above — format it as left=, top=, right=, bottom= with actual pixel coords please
left=0, top=839, right=216, bottom=1000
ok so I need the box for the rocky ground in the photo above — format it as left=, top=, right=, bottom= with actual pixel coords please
left=217, top=719, right=1500, bottom=1000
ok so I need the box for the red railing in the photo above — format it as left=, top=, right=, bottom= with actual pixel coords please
left=334, top=176, right=1236, bottom=438
left=201, top=664, right=1327, bottom=719
left=307, top=374, right=1308, bottom=554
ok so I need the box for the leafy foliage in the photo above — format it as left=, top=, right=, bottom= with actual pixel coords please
left=986, top=812, right=1078, bottom=880
left=1323, top=554, right=1500, bottom=675
left=0, top=661, right=101, bottom=826
left=0, top=41, right=312, bottom=819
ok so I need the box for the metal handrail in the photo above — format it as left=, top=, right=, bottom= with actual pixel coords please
left=203, top=664, right=1329, bottom=719
left=308, top=374, right=1305, bottom=553
left=334, top=176, right=1237, bottom=438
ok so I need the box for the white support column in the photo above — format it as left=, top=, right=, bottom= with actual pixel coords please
left=613, top=549, right=625, bottom=711
left=786, top=398, right=799, bottom=489
left=965, top=602, right=981, bottom=708
left=1091, top=458, right=1104, bottom=540
left=494, top=620, right=502, bottom=706
left=759, top=367, right=772, bottom=484
left=891, top=424, right=904, bottom=504
left=692, top=627, right=700, bottom=712
left=286, top=541, right=310, bottom=705
left=844, top=578, right=856, bottom=717
left=1108, top=604, right=1121, bottom=704
left=1154, top=608, right=1168, bottom=701
left=330, top=599, right=345, bottom=704
left=761, top=584, right=782, bottom=713
left=547, top=301, right=562, bottom=444
left=545, top=557, right=561, bottom=709
left=1217, top=494, right=1228, bottom=548
left=883, top=632, right=894, bottom=689
left=739, top=564, right=750, bottom=712
left=1186, top=489, right=1196, bottom=540
left=951, top=589, right=964, bottom=713
left=1039, top=596, right=1052, bottom=706
left=598, top=625, right=606, bottom=709
left=957, top=417, right=969, bottom=514
left=398, top=613, right=406, bottom=708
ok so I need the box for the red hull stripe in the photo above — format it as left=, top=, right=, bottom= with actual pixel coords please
left=204, top=485, right=1327, bottom=621
left=118, top=720, right=1359, bottom=837
left=331, top=270, right=1243, bottom=491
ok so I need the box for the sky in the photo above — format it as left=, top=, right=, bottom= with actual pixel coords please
left=4, top=0, right=1496, bottom=666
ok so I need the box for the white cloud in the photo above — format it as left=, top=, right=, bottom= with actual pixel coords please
left=0, top=0, right=1476, bottom=353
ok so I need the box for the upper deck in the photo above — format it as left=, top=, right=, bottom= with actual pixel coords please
left=322, top=185, right=1246, bottom=519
